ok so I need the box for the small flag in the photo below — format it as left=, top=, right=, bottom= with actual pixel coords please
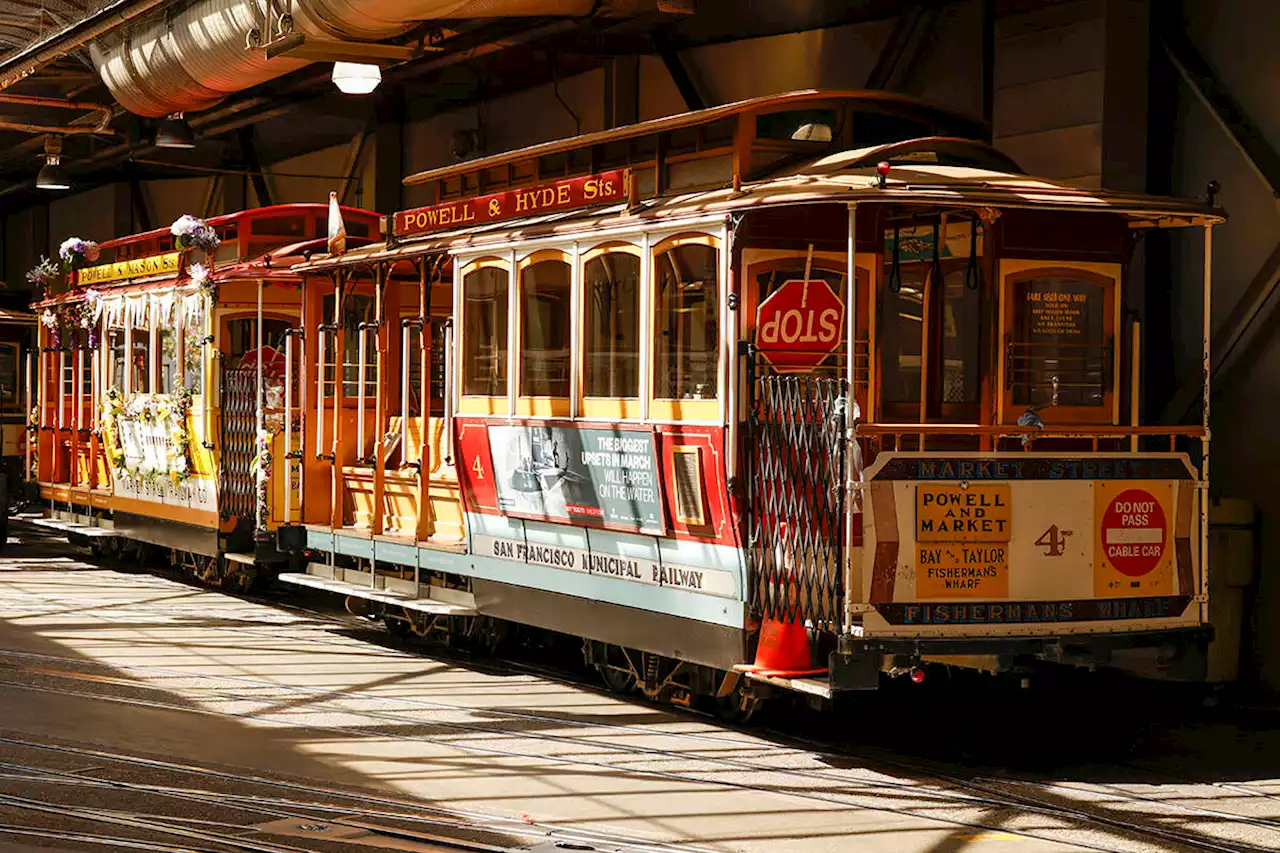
left=327, top=191, right=347, bottom=255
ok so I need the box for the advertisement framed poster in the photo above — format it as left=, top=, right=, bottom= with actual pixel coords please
left=486, top=422, right=667, bottom=535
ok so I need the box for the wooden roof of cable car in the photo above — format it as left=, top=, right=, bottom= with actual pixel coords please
left=297, top=138, right=1224, bottom=273
left=401, top=89, right=995, bottom=188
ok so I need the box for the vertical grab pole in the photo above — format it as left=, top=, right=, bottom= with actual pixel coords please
left=842, top=202, right=859, bottom=636
left=255, top=277, right=264, bottom=533
left=25, top=351, right=32, bottom=481
left=1129, top=319, right=1140, bottom=452
left=284, top=331, right=293, bottom=525
left=357, top=322, right=367, bottom=462
left=401, top=321, right=410, bottom=466
left=1199, top=224, right=1213, bottom=623
left=316, top=323, right=326, bottom=459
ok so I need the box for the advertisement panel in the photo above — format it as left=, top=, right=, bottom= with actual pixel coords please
left=487, top=424, right=666, bottom=534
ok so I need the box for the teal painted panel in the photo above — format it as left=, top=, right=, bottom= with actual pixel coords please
left=334, top=535, right=374, bottom=559
left=305, top=529, right=334, bottom=551
left=374, top=539, right=419, bottom=568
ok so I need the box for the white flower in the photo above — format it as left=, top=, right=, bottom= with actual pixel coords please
left=171, top=215, right=201, bottom=237
left=40, top=309, right=56, bottom=329
left=187, top=262, right=209, bottom=284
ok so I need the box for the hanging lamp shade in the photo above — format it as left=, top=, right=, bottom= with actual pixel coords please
left=332, top=62, right=381, bottom=95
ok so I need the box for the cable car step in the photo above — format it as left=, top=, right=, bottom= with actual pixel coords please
left=275, top=572, right=478, bottom=616
left=737, top=668, right=833, bottom=699
left=27, top=517, right=119, bottom=538
left=223, top=552, right=256, bottom=565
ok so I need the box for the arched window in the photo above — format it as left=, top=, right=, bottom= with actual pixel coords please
left=461, top=261, right=509, bottom=398
left=582, top=246, right=641, bottom=400
left=518, top=254, right=571, bottom=399
left=654, top=240, right=719, bottom=401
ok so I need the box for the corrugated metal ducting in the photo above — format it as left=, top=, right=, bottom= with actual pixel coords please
left=92, top=0, right=595, bottom=117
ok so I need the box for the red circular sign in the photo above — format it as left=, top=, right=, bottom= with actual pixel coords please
left=1100, top=488, right=1167, bottom=577
left=754, top=279, right=845, bottom=371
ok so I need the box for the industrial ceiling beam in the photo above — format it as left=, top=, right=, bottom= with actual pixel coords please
left=1162, top=27, right=1280, bottom=203
left=865, top=0, right=943, bottom=91
left=1158, top=24, right=1280, bottom=422
left=650, top=27, right=704, bottom=110
left=0, top=0, right=174, bottom=90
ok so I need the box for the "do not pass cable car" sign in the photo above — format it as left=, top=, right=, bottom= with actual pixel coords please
left=1094, top=482, right=1174, bottom=597
left=754, top=278, right=845, bottom=371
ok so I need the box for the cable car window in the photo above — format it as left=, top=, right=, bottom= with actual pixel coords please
left=462, top=265, right=509, bottom=397
left=519, top=258, right=571, bottom=398
left=755, top=109, right=838, bottom=143
left=882, top=223, right=984, bottom=408
left=108, top=329, right=125, bottom=391
left=880, top=262, right=926, bottom=403
left=158, top=328, right=178, bottom=394
left=1011, top=276, right=1106, bottom=407
left=941, top=265, right=982, bottom=404
left=654, top=243, right=719, bottom=400
left=0, top=343, right=18, bottom=404
left=183, top=299, right=205, bottom=395
left=130, top=327, right=150, bottom=394
left=583, top=252, right=640, bottom=399
left=852, top=111, right=933, bottom=147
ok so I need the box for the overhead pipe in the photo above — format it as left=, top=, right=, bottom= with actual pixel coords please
left=90, top=0, right=596, bottom=117
left=0, top=0, right=175, bottom=91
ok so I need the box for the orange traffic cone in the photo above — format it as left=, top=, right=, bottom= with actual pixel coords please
left=751, top=617, right=819, bottom=674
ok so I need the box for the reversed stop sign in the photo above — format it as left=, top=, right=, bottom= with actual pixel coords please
left=1100, top=488, right=1168, bottom=577
left=755, top=279, right=845, bottom=371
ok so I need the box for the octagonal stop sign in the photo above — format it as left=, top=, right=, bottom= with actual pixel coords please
left=755, top=279, right=845, bottom=371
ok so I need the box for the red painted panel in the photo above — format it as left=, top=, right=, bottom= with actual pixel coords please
left=456, top=419, right=500, bottom=514
left=654, top=425, right=739, bottom=548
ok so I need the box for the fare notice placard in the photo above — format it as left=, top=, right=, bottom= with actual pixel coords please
left=915, top=484, right=1012, bottom=599
left=486, top=423, right=665, bottom=535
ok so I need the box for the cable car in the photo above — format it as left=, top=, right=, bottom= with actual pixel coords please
left=34, top=91, right=1222, bottom=714
left=29, top=203, right=381, bottom=586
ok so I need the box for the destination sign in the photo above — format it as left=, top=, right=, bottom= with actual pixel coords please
left=395, top=170, right=627, bottom=238
left=76, top=252, right=181, bottom=285
left=916, top=484, right=1010, bottom=541
left=872, top=457, right=1195, bottom=481
left=877, top=595, right=1192, bottom=625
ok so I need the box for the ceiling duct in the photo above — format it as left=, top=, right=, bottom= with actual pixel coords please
left=90, top=0, right=596, bottom=118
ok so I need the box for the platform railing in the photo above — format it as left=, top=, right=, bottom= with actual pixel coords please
left=857, top=423, right=1206, bottom=453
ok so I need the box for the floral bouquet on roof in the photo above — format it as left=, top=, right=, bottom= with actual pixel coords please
left=26, top=256, right=60, bottom=298
left=59, top=237, right=100, bottom=272
left=171, top=215, right=221, bottom=254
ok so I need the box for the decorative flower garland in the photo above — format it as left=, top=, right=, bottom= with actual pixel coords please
left=100, top=387, right=195, bottom=486
left=59, top=237, right=100, bottom=271
left=38, top=289, right=102, bottom=350
left=250, top=428, right=273, bottom=528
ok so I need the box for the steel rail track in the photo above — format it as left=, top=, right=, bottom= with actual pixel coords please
left=0, top=675, right=1259, bottom=853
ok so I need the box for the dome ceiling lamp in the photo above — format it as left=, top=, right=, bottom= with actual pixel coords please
left=36, top=136, right=70, bottom=191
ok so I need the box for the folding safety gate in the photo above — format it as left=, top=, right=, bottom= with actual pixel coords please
left=746, top=357, right=847, bottom=633
left=218, top=365, right=257, bottom=521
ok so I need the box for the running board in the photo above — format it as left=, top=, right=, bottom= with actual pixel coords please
left=276, top=572, right=478, bottom=617
left=27, top=516, right=119, bottom=539
left=736, top=668, right=833, bottom=699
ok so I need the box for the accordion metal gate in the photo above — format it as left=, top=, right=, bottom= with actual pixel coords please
left=746, top=356, right=847, bottom=633
left=219, top=366, right=257, bottom=521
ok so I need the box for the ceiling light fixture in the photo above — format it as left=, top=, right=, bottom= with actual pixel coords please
left=332, top=61, right=381, bottom=95
left=155, top=112, right=196, bottom=149
left=36, top=136, right=69, bottom=191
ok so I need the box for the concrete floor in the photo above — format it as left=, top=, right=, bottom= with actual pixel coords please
left=0, top=522, right=1276, bottom=853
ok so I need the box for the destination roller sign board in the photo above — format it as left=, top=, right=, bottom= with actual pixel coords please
left=394, top=170, right=627, bottom=238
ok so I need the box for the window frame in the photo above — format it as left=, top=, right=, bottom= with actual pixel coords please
left=997, top=259, right=1121, bottom=426
left=649, top=232, right=723, bottom=423
left=515, top=248, right=573, bottom=416
left=579, top=241, right=644, bottom=420
left=458, top=256, right=511, bottom=416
